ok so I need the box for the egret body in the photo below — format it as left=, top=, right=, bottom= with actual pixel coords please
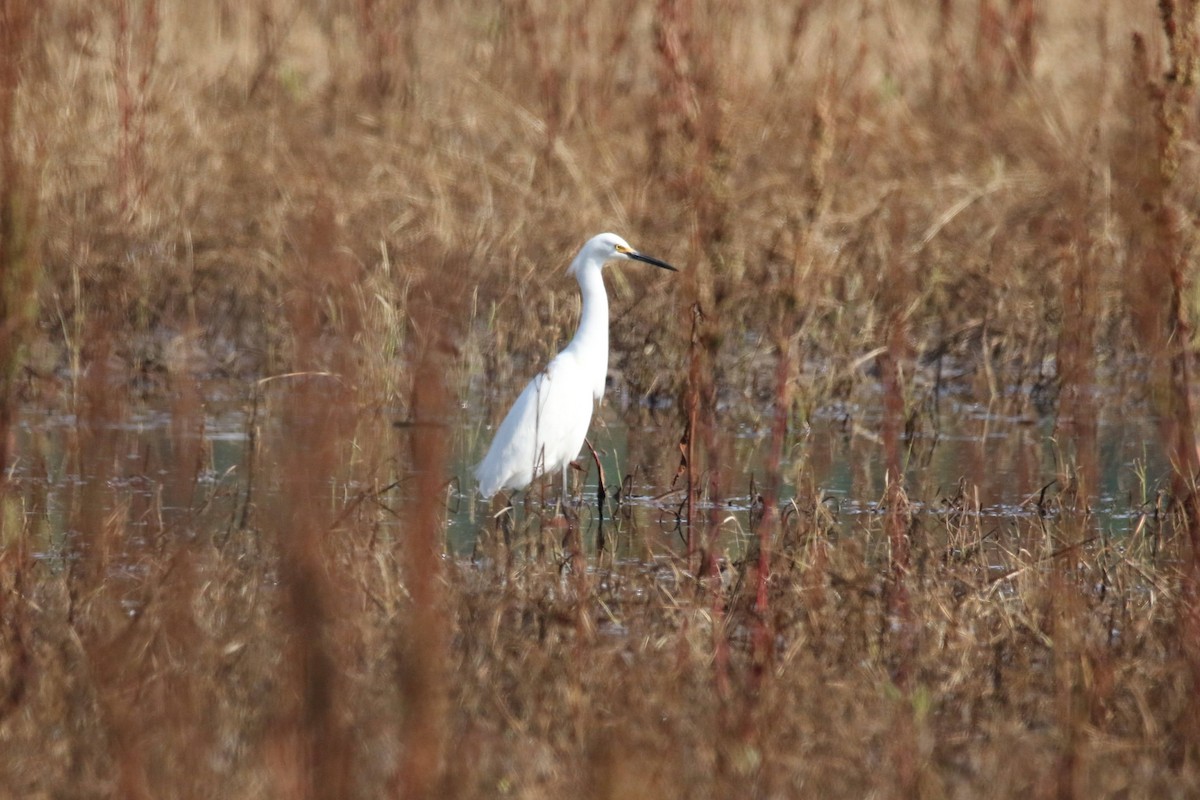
left=476, top=233, right=676, bottom=499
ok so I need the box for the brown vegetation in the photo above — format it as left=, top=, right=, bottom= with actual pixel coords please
left=1, top=0, right=1200, bottom=797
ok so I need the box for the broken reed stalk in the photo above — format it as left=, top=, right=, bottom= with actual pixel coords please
left=0, top=3, right=35, bottom=733
left=694, top=5, right=735, bottom=732
left=652, top=2, right=735, bottom=735
left=863, top=186, right=921, bottom=800
left=271, top=198, right=362, bottom=799
left=654, top=0, right=728, bottom=577
left=750, top=335, right=790, bottom=684
left=391, top=243, right=461, bottom=799
left=275, top=390, right=352, bottom=800
left=393, top=347, right=449, bottom=800
left=1049, top=154, right=1102, bottom=797
left=680, top=301, right=730, bottom=701
left=1053, top=182, right=1099, bottom=498
left=0, top=0, right=35, bottom=714
left=881, top=309, right=918, bottom=798
left=657, top=0, right=700, bottom=571
left=880, top=201, right=913, bottom=686
left=682, top=302, right=702, bottom=567
left=0, top=0, right=36, bottom=483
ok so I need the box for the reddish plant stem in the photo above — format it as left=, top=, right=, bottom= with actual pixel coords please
left=0, top=0, right=35, bottom=481
left=1054, top=196, right=1099, bottom=499
left=684, top=302, right=702, bottom=569
left=751, top=332, right=792, bottom=684
left=880, top=202, right=913, bottom=687
left=112, top=0, right=156, bottom=213
left=392, top=351, right=449, bottom=800
left=1129, top=0, right=1200, bottom=758
left=1006, top=0, right=1036, bottom=88
left=389, top=243, right=463, bottom=800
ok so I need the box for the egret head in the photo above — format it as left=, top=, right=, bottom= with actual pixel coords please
left=569, top=232, right=677, bottom=276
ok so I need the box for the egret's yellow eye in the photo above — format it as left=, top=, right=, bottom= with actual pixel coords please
left=614, top=244, right=630, bottom=255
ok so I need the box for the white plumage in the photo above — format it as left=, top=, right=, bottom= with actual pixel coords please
left=475, top=232, right=676, bottom=499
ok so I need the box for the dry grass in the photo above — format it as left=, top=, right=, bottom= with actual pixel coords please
left=2, top=0, right=1200, bottom=797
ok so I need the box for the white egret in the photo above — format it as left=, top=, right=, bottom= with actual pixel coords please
left=476, top=232, right=676, bottom=500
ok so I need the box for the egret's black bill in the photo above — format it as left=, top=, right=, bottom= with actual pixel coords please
left=629, top=251, right=678, bottom=271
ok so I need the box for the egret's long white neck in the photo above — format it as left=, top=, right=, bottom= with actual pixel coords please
left=565, top=256, right=609, bottom=401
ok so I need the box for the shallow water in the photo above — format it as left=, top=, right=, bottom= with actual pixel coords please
left=453, top=389, right=1166, bottom=556
left=6, top=379, right=1169, bottom=567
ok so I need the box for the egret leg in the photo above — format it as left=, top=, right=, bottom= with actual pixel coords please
left=561, top=463, right=569, bottom=502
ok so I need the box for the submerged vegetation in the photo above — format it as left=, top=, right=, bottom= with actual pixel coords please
left=2, top=0, right=1200, bottom=796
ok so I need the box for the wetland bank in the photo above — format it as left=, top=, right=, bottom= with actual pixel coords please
left=3, top=2, right=1200, bottom=798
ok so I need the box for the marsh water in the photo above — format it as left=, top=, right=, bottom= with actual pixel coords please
left=6, top=377, right=1169, bottom=566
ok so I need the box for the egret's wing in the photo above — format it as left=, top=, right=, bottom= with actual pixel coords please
left=475, top=352, right=594, bottom=497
